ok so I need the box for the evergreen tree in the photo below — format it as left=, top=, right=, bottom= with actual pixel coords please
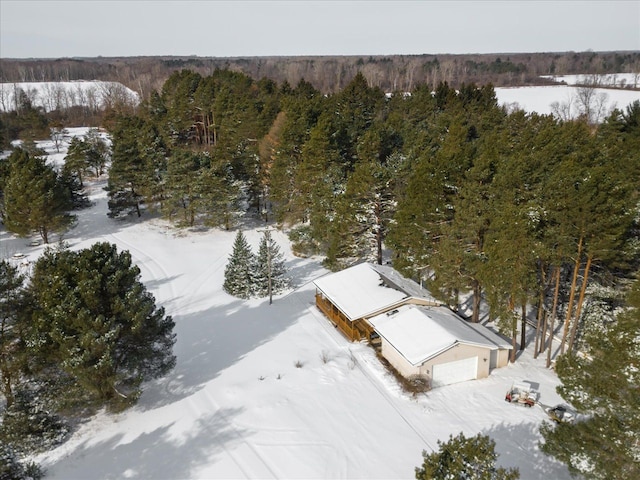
left=162, top=150, right=205, bottom=226
left=223, top=231, right=256, bottom=299
left=270, top=80, right=323, bottom=225
left=416, top=432, right=519, bottom=480
left=254, top=229, right=289, bottom=302
left=59, top=160, right=90, bottom=210
left=63, top=136, right=89, bottom=186
left=106, top=115, right=151, bottom=218
left=200, top=159, right=242, bottom=230
left=0, top=387, right=69, bottom=456
left=3, top=148, right=74, bottom=243
left=540, top=276, right=640, bottom=480
left=83, top=128, right=109, bottom=177
left=0, top=260, right=26, bottom=408
left=28, top=242, right=176, bottom=410
left=0, top=442, right=44, bottom=480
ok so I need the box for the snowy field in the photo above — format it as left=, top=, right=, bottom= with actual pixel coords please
left=0, top=131, right=575, bottom=479
left=494, top=84, right=640, bottom=121
left=541, top=72, right=640, bottom=88
left=0, top=81, right=139, bottom=112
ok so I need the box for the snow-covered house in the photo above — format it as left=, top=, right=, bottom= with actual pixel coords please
left=369, top=305, right=511, bottom=387
left=313, top=262, right=440, bottom=342
left=313, top=262, right=512, bottom=387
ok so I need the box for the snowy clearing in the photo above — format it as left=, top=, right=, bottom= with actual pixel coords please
left=0, top=81, right=139, bottom=112
left=541, top=72, right=640, bottom=88
left=0, top=130, right=575, bottom=479
left=494, top=84, right=640, bottom=121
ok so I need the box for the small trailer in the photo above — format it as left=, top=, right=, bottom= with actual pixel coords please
left=505, top=382, right=539, bottom=407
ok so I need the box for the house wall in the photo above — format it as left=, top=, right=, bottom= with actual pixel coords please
left=380, top=340, right=421, bottom=378
left=380, top=339, right=500, bottom=385
left=495, top=348, right=510, bottom=368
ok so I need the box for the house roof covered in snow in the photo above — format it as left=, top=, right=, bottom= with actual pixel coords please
left=313, top=262, right=439, bottom=321
left=369, top=305, right=512, bottom=366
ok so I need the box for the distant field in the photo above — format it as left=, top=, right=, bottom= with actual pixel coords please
left=0, top=80, right=139, bottom=112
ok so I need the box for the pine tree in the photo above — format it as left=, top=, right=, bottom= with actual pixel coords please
left=106, top=115, right=150, bottom=218
left=325, top=126, right=404, bottom=268
left=28, top=242, right=176, bottom=410
left=0, top=442, right=44, bottom=480
left=162, top=150, right=205, bottom=226
left=3, top=148, right=74, bottom=243
left=83, top=128, right=109, bottom=177
left=0, top=387, right=69, bottom=456
left=0, top=260, right=26, bottom=408
left=63, top=136, right=89, bottom=186
left=223, top=231, right=256, bottom=299
left=539, top=276, right=640, bottom=480
left=416, top=432, right=519, bottom=480
left=59, top=160, right=90, bottom=210
left=254, top=229, right=289, bottom=303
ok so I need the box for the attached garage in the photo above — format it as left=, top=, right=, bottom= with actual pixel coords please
left=369, top=305, right=512, bottom=389
left=432, top=356, right=478, bottom=387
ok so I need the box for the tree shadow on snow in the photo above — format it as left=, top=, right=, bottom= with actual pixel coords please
left=42, top=407, right=247, bottom=480
left=140, top=291, right=303, bottom=410
left=284, top=256, right=327, bottom=290
left=482, top=421, right=571, bottom=480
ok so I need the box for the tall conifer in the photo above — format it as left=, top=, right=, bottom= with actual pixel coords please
left=223, top=231, right=256, bottom=299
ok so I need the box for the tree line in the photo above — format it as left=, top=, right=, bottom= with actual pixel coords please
left=2, top=50, right=639, bottom=99
left=105, top=68, right=639, bottom=365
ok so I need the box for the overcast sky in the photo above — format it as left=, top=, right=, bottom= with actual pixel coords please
left=1, top=0, right=639, bottom=58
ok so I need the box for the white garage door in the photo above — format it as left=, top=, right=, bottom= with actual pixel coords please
left=432, top=357, right=478, bottom=387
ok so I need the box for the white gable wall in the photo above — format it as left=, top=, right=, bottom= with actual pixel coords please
left=380, top=337, right=494, bottom=387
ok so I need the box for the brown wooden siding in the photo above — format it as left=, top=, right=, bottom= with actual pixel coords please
left=315, top=291, right=374, bottom=342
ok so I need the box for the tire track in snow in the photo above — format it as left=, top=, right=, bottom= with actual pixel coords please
left=171, top=253, right=227, bottom=311
left=291, top=289, right=437, bottom=453
left=194, top=390, right=280, bottom=479
left=354, top=354, right=437, bottom=452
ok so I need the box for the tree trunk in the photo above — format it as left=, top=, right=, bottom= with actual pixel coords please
left=533, top=290, right=543, bottom=358
left=1, top=368, right=13, bottom=408
left=537, top=264, right=551, bottom=356
left=40, top=225, right=49, bottom=244
left=546, top=266, right=562, bottom=368
left=520, top=302, right=527, bottom=351
left=375, top=200, right=383, bottom=265
left=509, top=296, right=517, bottom=363
left=472, top=279, right=482, bottom=323
left=560, top=236, right=583, bottom=355
left=539, top=309, right=548, bottom=355
left=568, top=253, right=592, bottom=354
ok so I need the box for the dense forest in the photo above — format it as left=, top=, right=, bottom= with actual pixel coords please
left=92, top=68, right=639, bottom=360
left=2, top=50, right=640, bottom=98
left=1, top=60, right=639, bottom=478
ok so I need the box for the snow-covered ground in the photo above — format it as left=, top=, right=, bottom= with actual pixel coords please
left=541, top=72, right=640, bottom=88
left=495, top=84, right=640, bottom=121
left=0, top=131, right=574, bottom=479
left=0, top=81, right=139, bottom=112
